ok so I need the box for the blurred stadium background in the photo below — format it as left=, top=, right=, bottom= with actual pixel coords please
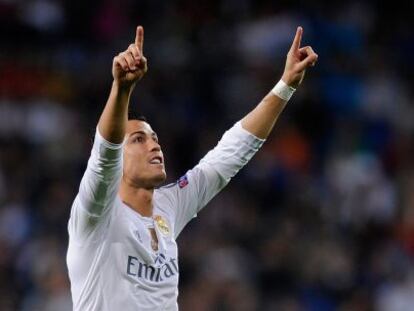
left=0, top=0, right=413, bottom=310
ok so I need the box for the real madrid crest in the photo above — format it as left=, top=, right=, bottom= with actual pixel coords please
left=154, top=215, right=170, bottom=236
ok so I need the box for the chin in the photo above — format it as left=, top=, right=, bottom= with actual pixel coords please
left=129, top=169, right=167, bottom=188
left=152, top=171, right=167, bottom=187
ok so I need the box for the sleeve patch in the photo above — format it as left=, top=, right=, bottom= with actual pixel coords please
left=178, top=175, right=189, bottom=188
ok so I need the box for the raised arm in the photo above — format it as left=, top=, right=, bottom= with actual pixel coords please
left=98, top=26, right=148, bottom=143
left=168, top=27, right=318, bottom=236
left=241, top=26, right=318, bottom=139
left=68, top=26, right=148, bottom=240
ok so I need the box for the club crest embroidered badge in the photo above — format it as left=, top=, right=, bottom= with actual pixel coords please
left=154, top=215, right=170, bottom=236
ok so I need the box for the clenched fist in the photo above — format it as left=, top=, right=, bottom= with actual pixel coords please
left=113, top=26, right=148, bottom=88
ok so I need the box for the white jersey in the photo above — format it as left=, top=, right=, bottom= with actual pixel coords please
left=66, top=121, right=264, bottom=311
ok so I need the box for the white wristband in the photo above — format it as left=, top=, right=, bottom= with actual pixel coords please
left=271, top=80, right=296, bottom=101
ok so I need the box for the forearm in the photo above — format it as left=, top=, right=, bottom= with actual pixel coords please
left=241, top=91, right=287, bottom=139
left=241, top=27, right=318, bottom=139
left=97, top=26, right=147, bottom=144
left=98, top=81, right=133, bottom=144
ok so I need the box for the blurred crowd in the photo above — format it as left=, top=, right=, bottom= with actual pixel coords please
left=0, top=0, right=413, bottom=310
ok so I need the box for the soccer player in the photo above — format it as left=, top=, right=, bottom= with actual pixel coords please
left=66, top=25, right=317, bottom=310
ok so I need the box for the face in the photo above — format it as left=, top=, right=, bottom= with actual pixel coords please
left=123, top=120, right=166, bottom=188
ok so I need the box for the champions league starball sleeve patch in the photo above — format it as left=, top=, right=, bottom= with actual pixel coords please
left=177, top=175, right=189, bottom=188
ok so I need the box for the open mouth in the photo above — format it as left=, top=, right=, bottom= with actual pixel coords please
left=149, top=156, right=163, bottom=165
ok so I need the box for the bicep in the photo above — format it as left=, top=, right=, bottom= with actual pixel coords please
left=68, top=195, right=111, bottom=243
left=68, top=128, right=123, bottom=240
left=77, top=150, right=122, bottom=215
left=172, top=165, right=228, bottom=237
left=171, top=122, right=265, bottom=236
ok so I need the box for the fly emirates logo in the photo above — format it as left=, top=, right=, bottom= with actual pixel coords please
left=127, top=253, right=179, bottom=282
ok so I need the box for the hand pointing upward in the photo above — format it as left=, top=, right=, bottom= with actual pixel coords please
left=281, top=27, right=318, bottom=89
left=112, top=26, right=148, bottom=87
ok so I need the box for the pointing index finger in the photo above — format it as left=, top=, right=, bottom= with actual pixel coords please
left=135, top=26, right=144, bottom=52
left=290, top=26, right=303, bottom=52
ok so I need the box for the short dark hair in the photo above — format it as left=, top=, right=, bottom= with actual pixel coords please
left=128, top=111, right=147, bottom=122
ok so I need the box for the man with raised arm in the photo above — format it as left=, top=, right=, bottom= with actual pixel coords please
left=66, top=25, right=317, bottom=310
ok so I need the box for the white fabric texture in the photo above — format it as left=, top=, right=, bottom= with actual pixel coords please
left=66, top=122, right=264, bottom=310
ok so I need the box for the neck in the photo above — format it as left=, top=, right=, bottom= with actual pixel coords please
left=119, top=177, right=154, bottom=217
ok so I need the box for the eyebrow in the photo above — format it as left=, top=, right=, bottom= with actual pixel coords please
left=129, top=131, right=158, bottom=138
